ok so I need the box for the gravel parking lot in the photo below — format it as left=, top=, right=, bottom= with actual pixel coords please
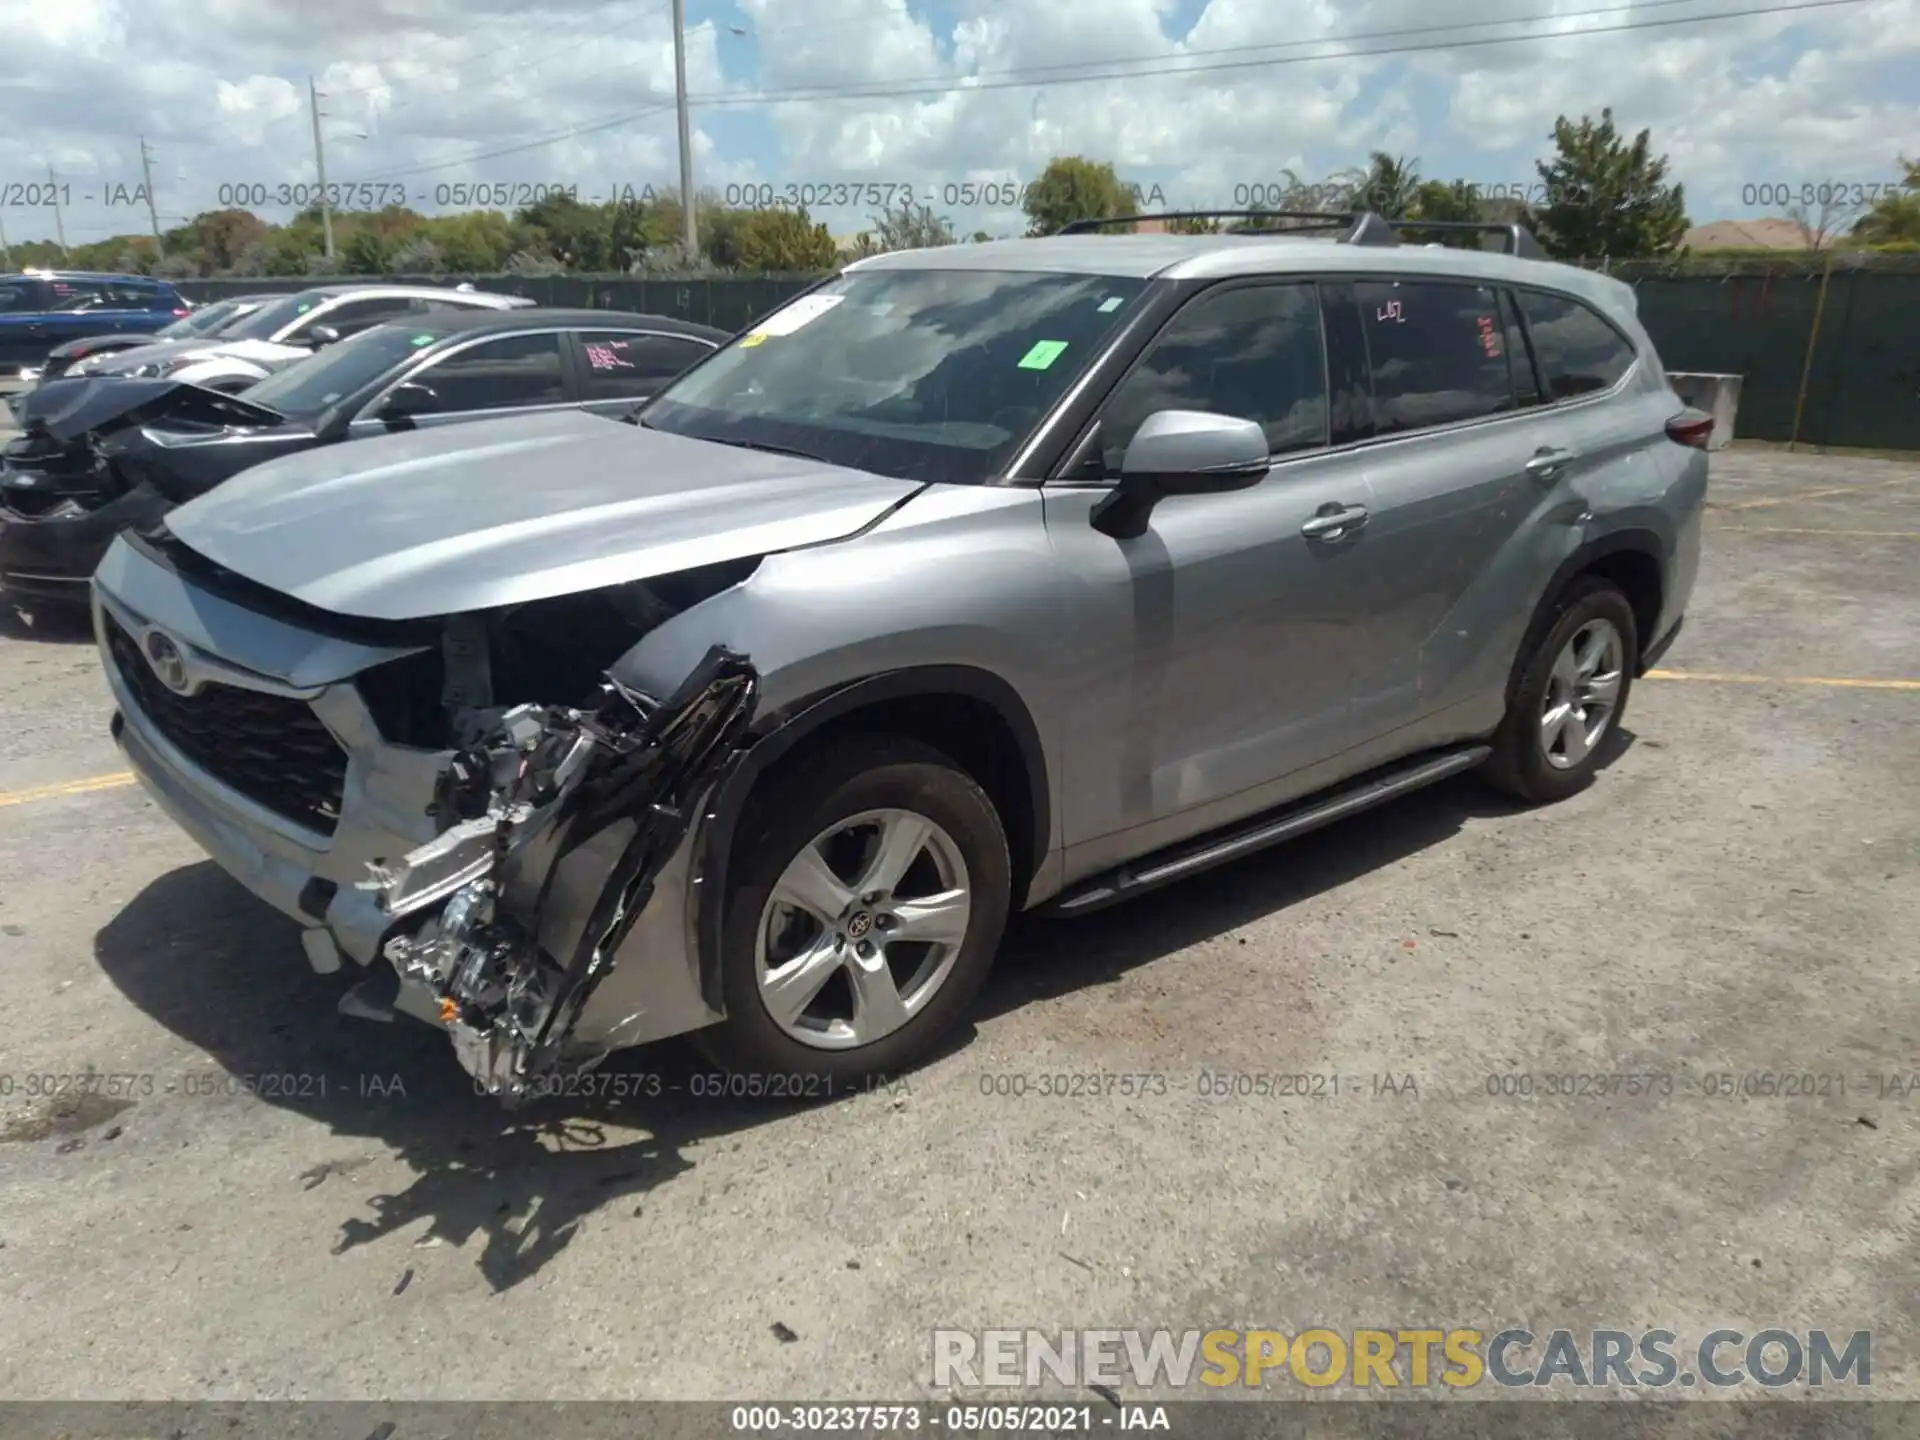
left=0, top=416, right=1916, bottom=1401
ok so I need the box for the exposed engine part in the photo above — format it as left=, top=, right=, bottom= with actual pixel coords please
left=361, top=645, right=758, bottom=1106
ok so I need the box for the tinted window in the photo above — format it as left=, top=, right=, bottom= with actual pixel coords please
left=579, top=331, right=714, bottom=400
left=1355, top=280, right=1514, bottom=433
left=413, top=331, right=567, bottom=412
left=0, top=280, right=40, bottom=313
left=1498, top=289, right=1542, bottom=406
left=1518, top=290, right=1637, bottom=400
left=46, top=279, right=109, bottom=312
left=644, top=269, right=1149, bottom=485
left=308, top=295, right=418, bottom=340
left=245, top=325, right=447, bottom=416
left=1100, top=282, right=1327, bottom=469
left=102, top=283, right=160, bottom=309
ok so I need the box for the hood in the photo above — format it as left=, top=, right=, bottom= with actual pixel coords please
left=23, top=377, right=286, bottom=443
left=167, top=409, right=926, bottom=621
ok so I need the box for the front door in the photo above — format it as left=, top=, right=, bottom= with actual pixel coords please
left=1042, top=279, right=1378, bottom=875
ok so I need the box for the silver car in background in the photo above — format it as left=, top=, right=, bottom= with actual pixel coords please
left=90, top=215, right=1708, bottom=1104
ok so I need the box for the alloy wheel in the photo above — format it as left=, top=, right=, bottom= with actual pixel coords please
left=1539, top=617, right=1625, bottom=770
left=754, top=807, right=972, bottom=1050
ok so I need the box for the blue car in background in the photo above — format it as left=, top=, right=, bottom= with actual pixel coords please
left=0, top=271, right=191, bottom=376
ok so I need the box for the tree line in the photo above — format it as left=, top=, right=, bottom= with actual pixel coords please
left=10, top=109, right=1916, bottom=278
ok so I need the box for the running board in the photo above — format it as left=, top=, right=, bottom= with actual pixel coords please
left=1046, top=745, right=1491, bottom=916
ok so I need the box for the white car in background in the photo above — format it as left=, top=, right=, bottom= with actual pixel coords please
left=63, top=282, right=535, bottom=393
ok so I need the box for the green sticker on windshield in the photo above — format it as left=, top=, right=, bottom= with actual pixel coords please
left=410, top=334, right=434, bottom=345
left=1018, top=340, right=1068, bottom=370
left=296, top=302, right=312, bottom=313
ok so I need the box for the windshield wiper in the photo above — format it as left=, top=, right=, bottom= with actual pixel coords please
left=688, top=433, right=832, bottom=466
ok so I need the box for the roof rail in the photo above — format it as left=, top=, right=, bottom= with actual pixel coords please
left=1055, top=209, right=1362, bottom=236
left=1380, top=218, right=1548, bottom=259
left=1054, top=209, right=1549, bottom=259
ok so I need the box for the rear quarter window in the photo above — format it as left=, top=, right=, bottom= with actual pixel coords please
left=1517, top=290, right=1638, bottom=400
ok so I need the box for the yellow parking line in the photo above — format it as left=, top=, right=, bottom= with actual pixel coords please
left=1717, top=474, right=1919, bottom=512
left=1713, top=527, right=1920, bottom=537
left=0, top=772, right=138, bottom=808
left=1646, top=670, right=1920, bottom=691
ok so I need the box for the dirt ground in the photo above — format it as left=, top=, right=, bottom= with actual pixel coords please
left=0, top=429, right=1915, bottom=1402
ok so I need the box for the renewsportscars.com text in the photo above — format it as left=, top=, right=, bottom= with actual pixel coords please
left=932, top=1327, right=1872, bottom=1390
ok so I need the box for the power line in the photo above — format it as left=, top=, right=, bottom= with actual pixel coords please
left=330, top=0, right=1870, bottom=186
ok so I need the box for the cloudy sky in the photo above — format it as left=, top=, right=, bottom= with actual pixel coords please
left=2, top=0, right=1915, bottom=248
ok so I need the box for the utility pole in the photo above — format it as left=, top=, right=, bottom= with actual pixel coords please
left=48, top=164, right=69, bottom=259
left=0, top=209, right=12, bottom=269
left=308, top=75, right=336, bottom=259
left=138, top=136, right=166, bottom=257
left=671, top=0, right=697, bottom=260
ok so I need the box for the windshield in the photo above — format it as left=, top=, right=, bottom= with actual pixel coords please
left=642, top=268, right=1148, bottom=484
left=242, top=322, right=445, bottom=416
left=223, top=291, right=329, bottom=342
left=155, top=300, right=239, bottom=339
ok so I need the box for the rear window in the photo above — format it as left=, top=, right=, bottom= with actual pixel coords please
left=1517, top=290, right=1638, bottom=400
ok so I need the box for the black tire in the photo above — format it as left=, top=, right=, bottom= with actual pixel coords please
left=1482, top=577, right=1639, bottom=804
left=692, top=734, right=1012, bottom=1081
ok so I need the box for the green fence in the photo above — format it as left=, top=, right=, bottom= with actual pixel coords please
left=177, top=267, right=1920, bottom=452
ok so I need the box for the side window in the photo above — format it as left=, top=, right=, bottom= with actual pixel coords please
left=46, top=279, right=109, bottom=312
left=312, top=296, right=415, bottom=339
left=0, top=280, right=43, bottom=313
left=1517, top=290, right=1637, bottom=400
left=413, top=332, right=567, bottom=412
left=1498, top=289, right=1543, bottom=407
left=578, top=331, right=715, bottom=400
left=1317, top=282, right=1375, bottom=447
left=1354, top=280, right=1515, bottom=434
left=102, top=284, right=158, bottom=309
left=1100, top=282, right=1328, bottom=470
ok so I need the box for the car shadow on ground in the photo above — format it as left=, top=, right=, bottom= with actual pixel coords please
left=91, top=738, right=1630, bottom=1289
left=0, top=596, right=94, bottom=643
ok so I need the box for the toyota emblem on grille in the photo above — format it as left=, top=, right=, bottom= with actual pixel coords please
left=142, top=630, right=192, bottom=694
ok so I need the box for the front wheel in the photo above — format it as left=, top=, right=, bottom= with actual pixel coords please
left=693, top=736, right=1012, bottom=1081
left=1483, top=577, right=1638, bottom=804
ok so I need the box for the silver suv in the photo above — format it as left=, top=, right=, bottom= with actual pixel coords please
left=90, top=214, right=1708, bottom=1103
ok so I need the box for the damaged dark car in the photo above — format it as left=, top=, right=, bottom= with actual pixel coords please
left=2, top=308, right=725, bottom=606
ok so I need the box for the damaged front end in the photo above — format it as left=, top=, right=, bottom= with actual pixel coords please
left=359, top=645, right=757, bottom=1106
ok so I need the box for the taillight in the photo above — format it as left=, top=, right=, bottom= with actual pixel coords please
left=1666, top=409, right=1714, bottom=449
left=172, top=308, right=192, bottom=317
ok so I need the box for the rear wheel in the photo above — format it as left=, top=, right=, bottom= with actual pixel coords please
left=693, top=736, right=1012, bottom=1081
left=1483, top=577, right=1638, bottom=804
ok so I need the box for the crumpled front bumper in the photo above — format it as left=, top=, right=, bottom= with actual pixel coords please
left=93, top=539, right=742, bottom=1069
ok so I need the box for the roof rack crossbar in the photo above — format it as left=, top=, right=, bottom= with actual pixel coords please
left=1378, top=219, right=1548, bottom=259
left=1055, top=209, right=1373, bottom=237
left=1052, top=209, right=1548, bottom=259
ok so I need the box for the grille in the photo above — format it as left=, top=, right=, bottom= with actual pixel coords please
left=106, top=613, right=349, bottom=836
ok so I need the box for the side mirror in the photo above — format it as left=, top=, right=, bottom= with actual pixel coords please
left=378, top=381, right=437, bottom=420
left=1090, top=410, right=1270, bottom=539
left=306, top=323, right=341, bottom=349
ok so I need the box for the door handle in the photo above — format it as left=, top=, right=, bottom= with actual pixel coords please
left=1301, top=504, right=1369, bottom=540
left=1526, top=446, right=1577, bottom=479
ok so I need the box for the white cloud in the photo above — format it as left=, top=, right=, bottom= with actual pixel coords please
left=0, top=0, right=1913, bottom=247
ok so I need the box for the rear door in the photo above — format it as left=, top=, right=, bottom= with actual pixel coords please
left=570, top=329, right=721, bottom=416
left=0, top=277, right=51, bottom=370
left=1332, top=276, right=1555, bottom=743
